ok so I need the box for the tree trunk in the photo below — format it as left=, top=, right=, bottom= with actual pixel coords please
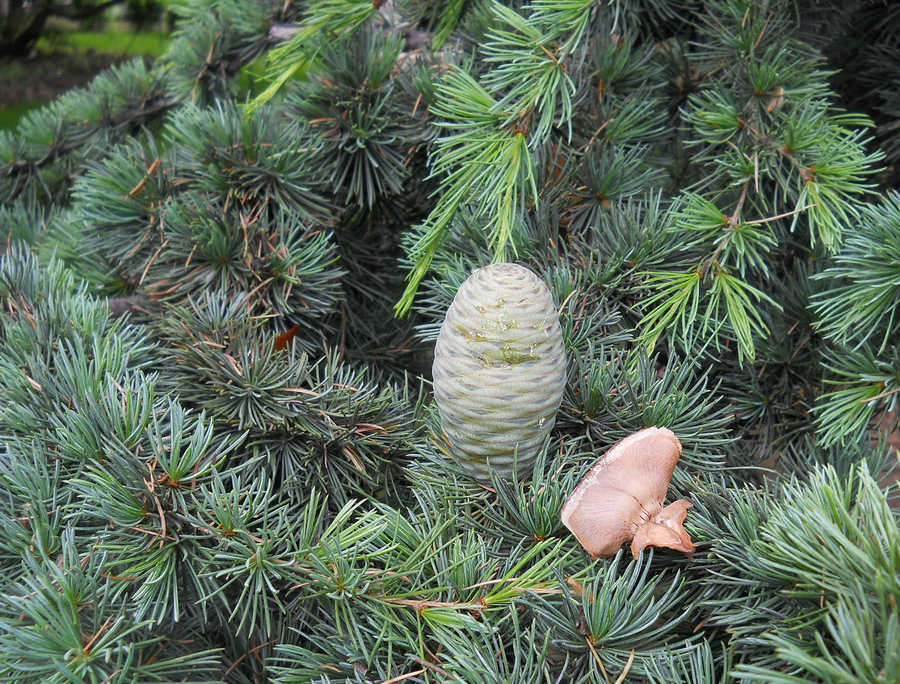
left=0, top=1, right=51, bottom=58
left=0, top=0, right=128, bottom=58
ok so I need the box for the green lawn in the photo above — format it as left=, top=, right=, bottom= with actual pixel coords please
left=0, top=25, right=170, bottom=131
left=0, top=102, right=43, bottom=131
left=37, top=27, right=170, bottom=57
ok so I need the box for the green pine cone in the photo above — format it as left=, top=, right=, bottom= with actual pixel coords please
left=432, top=263, right=567, bottom=482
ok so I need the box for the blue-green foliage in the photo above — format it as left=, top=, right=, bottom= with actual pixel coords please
left=1, top=0, right=900, bottom=682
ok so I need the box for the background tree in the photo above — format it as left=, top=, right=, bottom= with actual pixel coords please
left=0, top=0, right=130, bottom=57
left=1, top=0, right=899, bottom=682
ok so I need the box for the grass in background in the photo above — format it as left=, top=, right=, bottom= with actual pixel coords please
left=0, top=102, right=43, bottom=131
left=0, top=22, right=170, bottom=131
left=37, top=26, right=170, bottom=58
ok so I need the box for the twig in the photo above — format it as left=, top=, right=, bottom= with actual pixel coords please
left=613, top=650, right=636, bottom=684
left=587, top=638, right=611, bottom=684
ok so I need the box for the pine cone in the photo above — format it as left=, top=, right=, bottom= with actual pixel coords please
left=432, top=263, right=567, bottom=482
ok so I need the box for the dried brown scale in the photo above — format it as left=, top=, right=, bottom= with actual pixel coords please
left=561, top=427, right=696, bottom=559
left=432, top=263, right=567, bottom=483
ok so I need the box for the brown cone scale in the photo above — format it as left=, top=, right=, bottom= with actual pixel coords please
left=561, top=427, right=695, bottom=559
